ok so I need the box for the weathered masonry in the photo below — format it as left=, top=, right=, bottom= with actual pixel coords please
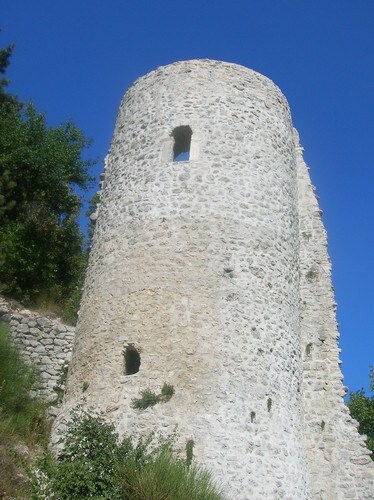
left=0, top=295, right=74, bottom=402
left=56, top=60, right=373, bottom=498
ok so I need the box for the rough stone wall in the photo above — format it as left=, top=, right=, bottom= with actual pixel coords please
left=296, top=135, right=373, bottom=498
left=55, top=60, right=373, bottom=498
left=57, top=60, right=308, bottom=498
left=0, top=296, right=75, bottom=402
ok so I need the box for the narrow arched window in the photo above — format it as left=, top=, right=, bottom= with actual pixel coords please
left=124, top=345, right=141, bottom=375
left=172, top=126, right=192, bottom=161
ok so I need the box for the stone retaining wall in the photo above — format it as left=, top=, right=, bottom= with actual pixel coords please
left=0, top=296, right=75, bottom=402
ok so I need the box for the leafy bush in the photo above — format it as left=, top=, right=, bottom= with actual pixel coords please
left=29, top=409, right=223, bottom=499
left=30, top=410, right=128, bottom=499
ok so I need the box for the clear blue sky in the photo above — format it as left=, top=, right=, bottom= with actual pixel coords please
left=2, top=0, right=373, bottom=393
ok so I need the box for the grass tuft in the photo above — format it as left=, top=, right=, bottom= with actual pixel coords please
left=121, top=448, right=223, bottom=500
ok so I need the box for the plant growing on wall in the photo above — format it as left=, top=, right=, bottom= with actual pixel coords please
left=131, top=383, right=175, bottom=410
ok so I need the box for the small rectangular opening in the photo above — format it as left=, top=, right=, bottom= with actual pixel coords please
left=173, top=126, right=192, bottom=161
left=124, top=345, right=140, bottom=375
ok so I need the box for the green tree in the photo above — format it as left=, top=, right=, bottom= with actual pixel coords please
left=0, top=33, right=17, bottom=107
left=0, top=39, right=94, bottom=320
left=347, top=367, right=374, bottom=459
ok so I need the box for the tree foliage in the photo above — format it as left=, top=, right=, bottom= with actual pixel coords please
left=0, top=39, right=94, bottom=321
left=347, top=367, right=374, bottom=459
left=0, top=34, right=17, bottom=107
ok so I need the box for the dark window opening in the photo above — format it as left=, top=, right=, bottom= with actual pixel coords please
left=172, top=126, right=192, bottom=161
left=124, top=346, right=141, bottom=375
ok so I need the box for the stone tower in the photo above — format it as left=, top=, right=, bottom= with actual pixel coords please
left=57, top=60, right=373, bottom=498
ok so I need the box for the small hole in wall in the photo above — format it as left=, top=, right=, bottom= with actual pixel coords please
left=172, top=125, right=192, bottom=161
left=124, top=345, right=141, bottom=375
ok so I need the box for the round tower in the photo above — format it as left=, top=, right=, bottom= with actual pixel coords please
left=60, top=60, right=309, bottom=497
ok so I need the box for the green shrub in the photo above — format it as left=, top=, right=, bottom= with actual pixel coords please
left=29, top=409, right=223, bottom=499
left=30, top=410, right=127, bottom=499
